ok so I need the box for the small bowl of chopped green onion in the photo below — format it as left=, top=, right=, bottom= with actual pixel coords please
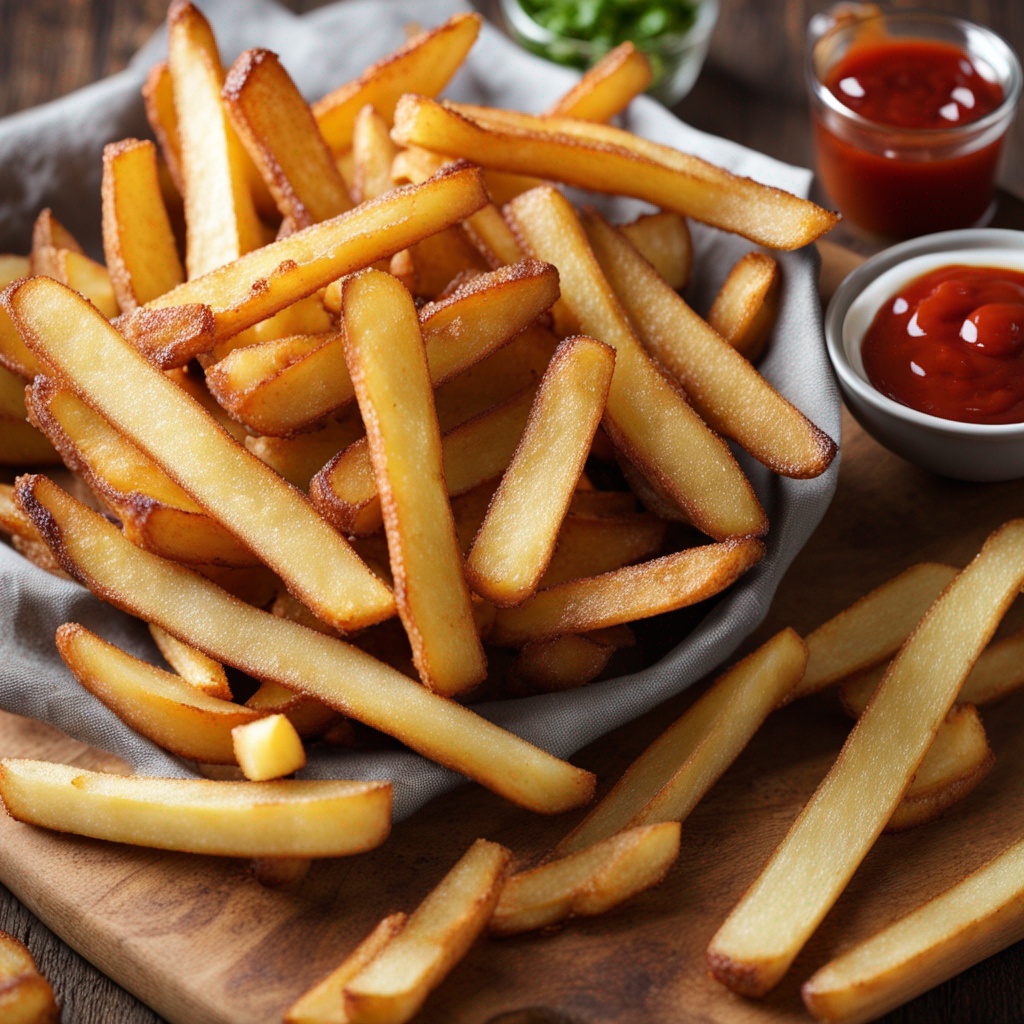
left=500, top=0, right=719, bottom=105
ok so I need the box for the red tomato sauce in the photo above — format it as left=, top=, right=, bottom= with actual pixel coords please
left=861, top=265, right=1024, bottom=425
left=815, top=40, right=1006, bottom=238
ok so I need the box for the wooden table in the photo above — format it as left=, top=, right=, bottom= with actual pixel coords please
left=2, top=2, right=1023, bottom=1022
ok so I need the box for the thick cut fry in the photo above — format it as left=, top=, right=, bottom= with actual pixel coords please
left=0, top=759, right=390, bottom=858
left=232, top=714, right=307, bottom=781
left=15, top=477, right=594, bottom=813
left=507, top=186, right=766, bottom=539
left=149, top=623, right=231, bottom=699
left=492, top=822, right=679, bottom=936
left=0, top=255, right=39, bottom=379
left=286, top=914, right=408, bottom=1024
left=467, top=336, right=614, bottom=605
left=0, top=930, right=59, bottom=1024
left=547, top=41, right=653, bottom=121
left=246, top=412, right=365, bottom=491
left=352, top=105, right=399, bottom=203
left=312, top=386, right=535, bottom=537
left=708, top=251, right=781, bottom=362
left=492, top=538, right=765, bottom=646
left=7, top=279, right=394, bottom=631
left=57, top=624, right=260, bottom=764
left=707, top=521, right=1024, bottom=997
left=343, top=839, right=510, bottom=1024
left=393, top=98, right=839, bottom=250
left=584, top=213, right=836, bottom=479
left=617, top=213, right=691, bottom=292
left=101, top=138, right=185, bottom=311
left=118, top=165, right=489, bottom=366
left=555, top=629, right=806, bottom=857
left=802, top=835, right=1024, bottom=1024
left=313, top=13, right=481, bottom=153
left=224, top=49, right=352, bottom=228
left=797, top=563, right=959, bottom=699
left=512, top=634, right=617, bottom=692
left=168, top=1, right=264, bottom=279
left=342, top=270, right=485, bottom=694
left=143, top=62, right=184, bottom=193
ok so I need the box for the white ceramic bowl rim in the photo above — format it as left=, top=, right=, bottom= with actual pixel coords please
left=826, top=228, right=1024, bottom=438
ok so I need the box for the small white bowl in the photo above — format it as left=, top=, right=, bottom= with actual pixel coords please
left=825, top=228, right=1024, bottom=481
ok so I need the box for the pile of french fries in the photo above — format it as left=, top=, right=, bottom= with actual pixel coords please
left=3, top=4, right=1011, bottom=1022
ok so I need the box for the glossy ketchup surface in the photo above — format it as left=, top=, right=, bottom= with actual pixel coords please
left=862, top=265, right=1024, bottom=425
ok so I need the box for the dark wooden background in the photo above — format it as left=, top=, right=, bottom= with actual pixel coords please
left=1, top=1, right=1022, bottom=1022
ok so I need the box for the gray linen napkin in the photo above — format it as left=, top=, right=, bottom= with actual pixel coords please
left=0, top=0, right=841, bottom=819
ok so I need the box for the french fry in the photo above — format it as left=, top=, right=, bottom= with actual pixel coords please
left=492, top=538, right=765, bottom=646
left=546, top=41, right=653, bottom=121
left=507, top=186, right=766, bottom=539
left=167, top=1, right=264, bottom=279
left=707, top=520, right=1024, bottom=997
left=246, top=412, right=365, bottom=490
left=341, top=270, right=486, bottom=694
left=56, top=623, right=260, bottom=764
left=224, top=49, right=353, bottom=227
left=467, top=336, right=614, bottom=605
left=796, top=563, right=959, bottom=699
left=512, top=634, right=617, bottom=692
left=232, top=714, right=307, bottom=781
left=352, top=105, right=399, bottom=203
left=392, top=97, right=839, bottom=250
left=343, top=839, right=511, bottom=1024
left=0, top=254, right=39, bottom=379
left=312, top=12, right=481, bottom=153
left=620, top=211, right=692, bottom=292
left=118, top=164, right=490, bottom=367
left=101, top=138, right=185, bottom=311
left=148, top=623, right=231, bottom=699
left=0, top=930, right=59, bottom=1024
left=8, top=279, right=394, bottom=631
left=554, top=629, right=806, bottom=857
left=802, top=835, right=1024, bottom=1024
left=143, top=62, right=184, bottom=193
left=583, top=212, right=836, bottom=479
left=708, top=251, right=781, bottom=362
left=15, top=476, right=594, bottom=813
left=0, top=758, right=391, bottom=859
left=491, top=822, right=679, bottom=936
left=286, top=913, right=408, bottom=1024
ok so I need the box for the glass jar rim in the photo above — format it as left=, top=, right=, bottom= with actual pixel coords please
left=805, top=8, right=1023, bottom=141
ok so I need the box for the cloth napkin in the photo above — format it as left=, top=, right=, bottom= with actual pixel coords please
left=0, top=0, right=841, bottom=820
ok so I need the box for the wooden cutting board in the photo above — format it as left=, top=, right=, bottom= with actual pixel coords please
left=3, top=242, right=1024, bottom=1024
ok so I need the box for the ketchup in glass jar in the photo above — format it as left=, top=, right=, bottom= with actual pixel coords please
left=807, top=10, right=1021, bottom=239
left=862, top=264, right=1024, bottom=424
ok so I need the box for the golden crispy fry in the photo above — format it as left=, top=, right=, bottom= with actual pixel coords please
left=797, top=563, right=959, bottom=699
left=546, top=41, right=652, bottom=121
left=492, top=538, right=765, bottom=646
left=512, top=634, right=617, bottom=692
left=286, top=913, right=408, bottom=1024
left=57, top=623, right=260, bottom=764
left=393, top=97, right=839, bottom=249
left=148, top=622, right=231, bottom=699
left=15, top=477, right=594, bottom=813
left=492, top=822, right=679, bottom=936
left=584, top=212, right=836, bottom=479
left=8, top=279, right=394, bottom=631
left=245, top=412, right=365, bottom=490
left=232, top=713, right=307, bottom=781
left=467, top=336, right=614, bottom=605
left=802, top=835, right=1024, bottom=1024
left=0, top=758, right=390, bottom=858
left=118, top=165, right=489, bottom=367
left=507, top=186, right=766, bottom=539
left=101, top=138, right=185, bottom=311
left=224, top=49, right=352, bottom=227
left=343, top=840, right=511, bottom=1024
left=0, top=255, right=39, bottom=379
left=620, top=211, right=692, bottom=292
left=312, top=12, right=481, bottom=153
left=143, top=62, right=184, bottom=193
left=352, top=105, right=399, bottom=203
left=708, top=251, right=781, bottom=362
left=555, top=629, right=806, bottom=857
left=168, top=1, right=264, bottom=278
left=0, top=929, right=59, bottom=1024
left=341, top=270, right=485, bottom=694
left=708, top=521, right=1024, bottom=997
